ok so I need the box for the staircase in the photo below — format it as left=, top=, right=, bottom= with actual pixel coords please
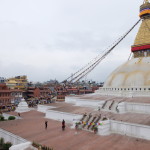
left=82, top=114, right=92, bottom=128
left=101, top=98, right=124, bottom=113
left=86, top=116, right=96, bottom=129
left=89, top=115, right=101, bottom=130
left=80, top=114, right=87, bottom=122
left=109, top=101, right=114, bottom=110
left=103, top=101, right=113, bottom=110
left=79, top=113, right=101, bottom=131
left=111, top=101, right=119, bottom=112
left=102, top=101, right=107, bottom=109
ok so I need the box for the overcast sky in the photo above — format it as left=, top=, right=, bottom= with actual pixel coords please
left=0, top=0, right=142, bottom=82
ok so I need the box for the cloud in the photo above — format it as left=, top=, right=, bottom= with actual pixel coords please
left=0, top=0, right=142, bottom=82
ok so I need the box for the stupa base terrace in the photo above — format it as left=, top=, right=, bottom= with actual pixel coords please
left=1, top=94, right=150, bottom=150
left=97, top=87, right=150, bottom=97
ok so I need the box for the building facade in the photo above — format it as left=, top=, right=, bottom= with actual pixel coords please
left=0, top=83, right=11, bottom=106
left=0, top=77, right=6, bottom=83
left=26, top=87, right=51, bottom=99
left=11, top=89, right=23, bottom=104
left=6, top=75, right=28, bottom=90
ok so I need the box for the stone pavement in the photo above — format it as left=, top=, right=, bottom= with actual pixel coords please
left=0, top=110, right=150, bottom=150
left=44, top=102, right=150, bottom=126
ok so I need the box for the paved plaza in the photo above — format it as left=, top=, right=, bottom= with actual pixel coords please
left=0, top=110, right=150, bottom=150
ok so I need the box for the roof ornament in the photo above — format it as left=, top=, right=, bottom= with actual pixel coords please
left=144, top=0, right=149, bottom=3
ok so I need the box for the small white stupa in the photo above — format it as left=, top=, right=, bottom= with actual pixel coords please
left=15, top=98, right=30, bottom=113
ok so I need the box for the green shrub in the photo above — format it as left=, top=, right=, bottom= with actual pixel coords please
left=102, top=117, right=107, bottom=121
left=32, top=141, right=53, bottom=150
left=0, top=138, right=12, bottom=150
left=3, top=142, right=12, bottom=150
left=0, top=138, right=4, bottom=146
left=8, top=116, right=15, bottom=120
left=0, top=115, right=5, bottom=121
left=75, top=122, right=81, bottom=125
left=92, top=126, right=98, bottom=131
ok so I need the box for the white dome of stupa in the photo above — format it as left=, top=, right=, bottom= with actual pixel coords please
left=104, top=57, right=150, bottom=88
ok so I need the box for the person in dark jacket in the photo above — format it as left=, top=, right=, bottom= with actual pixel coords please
left=45, top=121, right=48, bottom=129
left=62, top=119, right=65, bottom=131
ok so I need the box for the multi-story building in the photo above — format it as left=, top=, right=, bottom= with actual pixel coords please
left=0, top=83, right=11, bottom=106
left=0, top=77, right=6, bottom=83
left=26, top=87, right=51, bottom=99
left=11, top=89, right=23, bottom=104
left=6, top=79, right=17, bottom=89
left=6, top=75, right=28, bottom=90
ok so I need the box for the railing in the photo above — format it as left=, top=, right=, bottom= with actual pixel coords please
left=0, top=128, right=28, bottom=145
left=109, top=101, right=114, bottom=110
left=102, top=101, right=107, bottom=109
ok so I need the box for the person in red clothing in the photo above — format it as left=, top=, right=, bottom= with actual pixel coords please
left=62, top=119, right=65, bottom=131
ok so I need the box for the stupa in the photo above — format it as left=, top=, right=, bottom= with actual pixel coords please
left=98, top=0, right=150, bottom=97
left=15, top=98, right=30, bottom=113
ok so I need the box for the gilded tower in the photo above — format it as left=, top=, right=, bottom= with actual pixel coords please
left=132, top=0, right=150, bottom=57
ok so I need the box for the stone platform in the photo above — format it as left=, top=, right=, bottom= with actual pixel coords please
left=0, top=110, right=150, bottom=150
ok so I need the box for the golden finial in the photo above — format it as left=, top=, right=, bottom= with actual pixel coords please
left=144, top=0, right=149, bottom=3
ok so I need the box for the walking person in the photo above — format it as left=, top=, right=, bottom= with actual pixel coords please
left=18, top=113, right=20, bottom=117
left=62, top=119, right=65, bottom=131
left=45, top=121, right=48, bottom=130
left=75, top=123, right=79, bottom=135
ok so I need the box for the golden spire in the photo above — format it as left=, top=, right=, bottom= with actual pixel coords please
left=131, top=0, right=150, bottom=53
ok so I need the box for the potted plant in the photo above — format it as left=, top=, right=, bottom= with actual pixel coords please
left=102, top=117, right=107, bottom=121
left=32, top=141, right=40, bottom=148
left=32, top=141, right=53, bottom=150
left=92, top=126, right=98, bottom=134
left=75, top=122, right=82, bottom=130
